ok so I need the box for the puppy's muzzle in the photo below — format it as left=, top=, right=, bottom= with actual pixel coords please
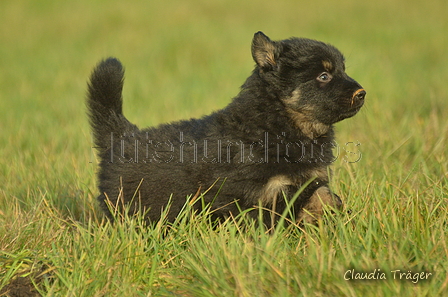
left=351, top=88, right=366, bottom=108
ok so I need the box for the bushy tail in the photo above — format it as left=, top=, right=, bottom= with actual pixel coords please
left=87, top=58, right=136, bottom=147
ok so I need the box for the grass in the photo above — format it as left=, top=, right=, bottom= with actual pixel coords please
left=0, top=0, right=447, bottom=296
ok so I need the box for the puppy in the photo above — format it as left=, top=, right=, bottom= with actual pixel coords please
left=87, top=32, right=365, bottom=226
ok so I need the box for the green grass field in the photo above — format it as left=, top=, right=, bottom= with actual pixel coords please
left=1, top=0, right=447, bottom=296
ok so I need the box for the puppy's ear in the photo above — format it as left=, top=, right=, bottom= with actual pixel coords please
left=252, top=32, right=280, bottom=71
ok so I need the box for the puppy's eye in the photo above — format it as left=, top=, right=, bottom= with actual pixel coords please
left=317, top=72, right=332, bottom=83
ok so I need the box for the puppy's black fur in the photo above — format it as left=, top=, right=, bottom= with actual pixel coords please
left=87, top=32, right=365, bottom=226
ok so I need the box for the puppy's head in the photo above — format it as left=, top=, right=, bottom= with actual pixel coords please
left=252, top=32, right=365, bottom=137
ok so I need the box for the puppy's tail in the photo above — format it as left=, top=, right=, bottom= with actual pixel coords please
left=87, top=58, right=137, bottom=147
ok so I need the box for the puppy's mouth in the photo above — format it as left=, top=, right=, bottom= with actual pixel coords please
left=343, top=104, right=363, bottom=117
left=336, top=108, right=360, bottom=122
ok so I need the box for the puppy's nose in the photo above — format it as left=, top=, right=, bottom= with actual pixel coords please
left=351, top=88, right=366, bottom=107
left=353, top=89, right=366, bottom=101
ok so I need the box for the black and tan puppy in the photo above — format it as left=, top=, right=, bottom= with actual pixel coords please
left=87, top=32, right=365, bottom=226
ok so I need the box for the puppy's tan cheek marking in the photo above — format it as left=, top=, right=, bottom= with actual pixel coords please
left=259, top=175, right=292, bottom=206
left=282, top=87, right=301, bottom=107
left=297, top=186, right=341, bottom=223
left=286, top=109, right=330, bottom=139
left=282, top=88, right=331, bottom=138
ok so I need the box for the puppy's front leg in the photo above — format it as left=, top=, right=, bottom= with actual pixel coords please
left=297, top=186, right=342, bottom=224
